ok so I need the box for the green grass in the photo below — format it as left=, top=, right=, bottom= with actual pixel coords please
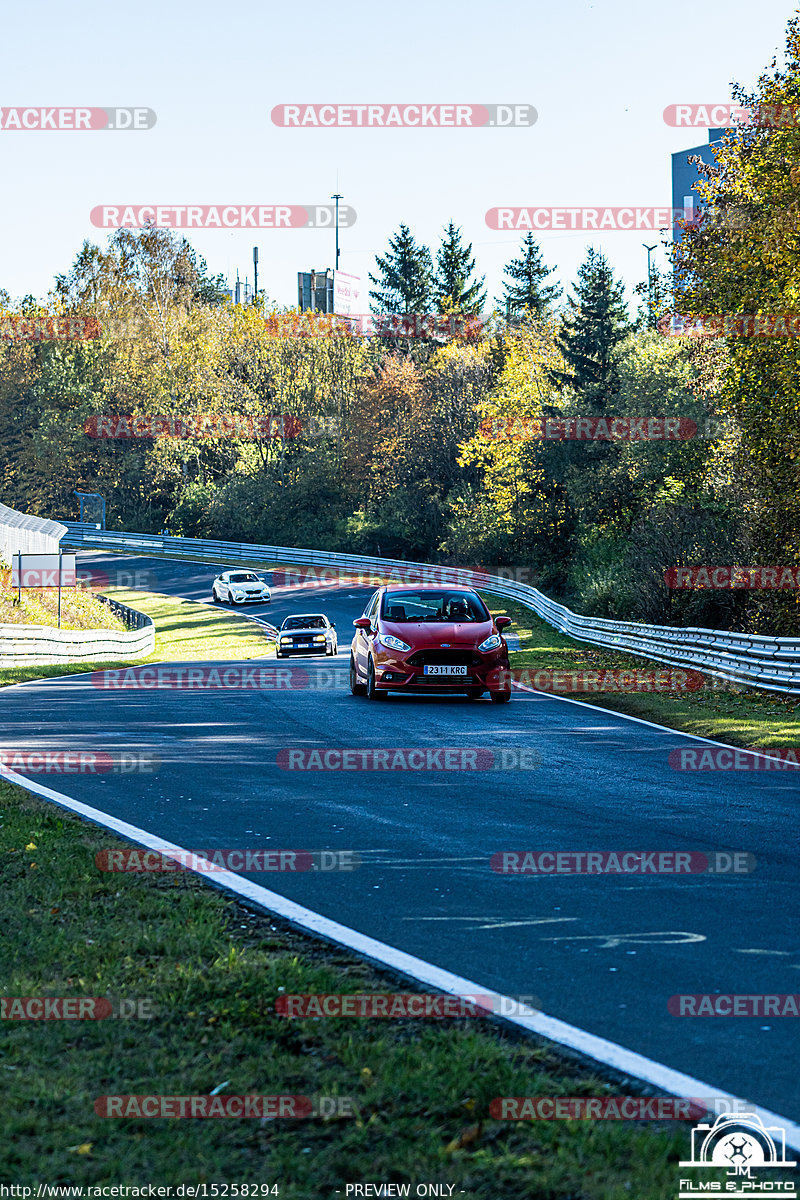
left=0, top=583, right=126, bottom=632
left=0, top=590, right=273, bottom=690
left=0, top=779, right=755, bottom=1196
left=482, top=593, right=800, bottom=750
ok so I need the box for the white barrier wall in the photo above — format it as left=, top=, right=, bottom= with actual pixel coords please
left=0, top=501, right=67, bottom=561
left=0, top=502, right=154, bottom=664
left=0, top=621, right=154, bottom=666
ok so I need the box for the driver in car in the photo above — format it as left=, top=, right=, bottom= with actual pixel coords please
left=448, top=597, right=471, bottom=621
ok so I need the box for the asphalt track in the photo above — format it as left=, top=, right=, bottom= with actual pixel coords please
left=2, top=554, right=799, bottom=1122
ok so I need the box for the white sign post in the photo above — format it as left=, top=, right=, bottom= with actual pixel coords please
left=11, top=553, right=77, bottom=628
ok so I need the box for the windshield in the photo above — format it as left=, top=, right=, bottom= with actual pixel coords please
left=230, top=573, right=261, bottom=583
left=282, top=615, right=326, bottom=630
left=381, top=591, right=489, bottom=623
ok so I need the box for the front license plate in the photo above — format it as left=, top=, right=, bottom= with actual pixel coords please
left=297, top=643, right=312, bottom=648
left=424, top=665, right=468, bottom=676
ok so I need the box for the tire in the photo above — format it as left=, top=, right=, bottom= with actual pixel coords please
left=326, top=640, right=335, bottom=656
left=350, top=655, right=365, bottom=696
left=466, top=687, right=483, bottom=701
left=275, top=651, right=283, bottom=659
left=490, top=690, right=512, bottom=704
left=211, top=589, right=219, bottom=603
left=366, top=657, right=386, bottom=700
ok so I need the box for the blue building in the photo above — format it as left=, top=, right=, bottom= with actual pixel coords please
left=671, top=128, right=727, bottom=240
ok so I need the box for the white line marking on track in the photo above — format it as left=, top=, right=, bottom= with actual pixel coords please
left=3, top=764, right=799, bottom=1149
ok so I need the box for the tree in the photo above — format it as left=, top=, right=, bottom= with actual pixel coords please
left=670, top=14, right=800, bottom=622
left=498, top=233, right=561, bottom=318
left=434, top=222, right=486, bottom=314
left=450, top=320, right=568, bottom=571
left=368, top=225, right=433, bottom=314
left=553, top=247, right=631, bottom=409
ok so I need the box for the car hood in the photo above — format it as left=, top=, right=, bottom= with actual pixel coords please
left=382, top=620, right=493, bottom=645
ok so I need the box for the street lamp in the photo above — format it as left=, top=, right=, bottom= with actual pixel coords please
left=331, top=193, right=343, bottom=271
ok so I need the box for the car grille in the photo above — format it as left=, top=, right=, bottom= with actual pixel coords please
left=407, top=649, right=480, bottom=667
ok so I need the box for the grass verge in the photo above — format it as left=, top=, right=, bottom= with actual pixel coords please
left=482, top=593, right=799, bottom=750
left=0, top=778, right=745, bottom=1197
left=0, top=590, right=273, bottom=690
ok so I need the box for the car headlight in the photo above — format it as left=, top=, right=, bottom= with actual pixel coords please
left=233, top=590, right=245, bottom=599
left=280, top=636, right=291, bottom=643
left=379, top=633, right=411, bottom=652
left=313, top=634, right=326, bottom=642
left=478, top=633, right=502, bottom=652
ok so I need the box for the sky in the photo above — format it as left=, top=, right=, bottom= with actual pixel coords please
left=0, top=0, right=795, bottom=314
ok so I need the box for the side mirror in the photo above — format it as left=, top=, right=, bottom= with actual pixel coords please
left=330, top=622, right=335, bottom=628
left=353, top=617, right=372, bottom=630
left=496, top=616, right=512, bottom=631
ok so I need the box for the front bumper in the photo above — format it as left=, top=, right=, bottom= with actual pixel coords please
left=278, top=641, right=330, bottom=654
left=371, top=648, right=510, bottom=692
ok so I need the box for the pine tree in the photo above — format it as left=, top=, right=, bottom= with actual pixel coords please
left=553, top=248, right=631, bottom=410
left=498, top=233, right=561, bottom=318
left=434, top=222, right=486, bottom=314
left=369, top=224, right=433, bottom=314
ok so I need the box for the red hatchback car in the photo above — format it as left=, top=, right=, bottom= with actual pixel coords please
left=349, top=586, right=512, bottom=702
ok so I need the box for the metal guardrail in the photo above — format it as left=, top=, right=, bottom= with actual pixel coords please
left=58, top=521, right=800, bottom=695
left=96, top=593, right=153, bottom=632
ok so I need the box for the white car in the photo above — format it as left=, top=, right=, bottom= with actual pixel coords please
left=212, top=570, right=271, bottom=605
left=276, top=613, right=337, bottom=657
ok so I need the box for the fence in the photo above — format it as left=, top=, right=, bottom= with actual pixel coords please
left=56, top=523, right=800, bottom=695
left=0, top=501, right=66, bottom=561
